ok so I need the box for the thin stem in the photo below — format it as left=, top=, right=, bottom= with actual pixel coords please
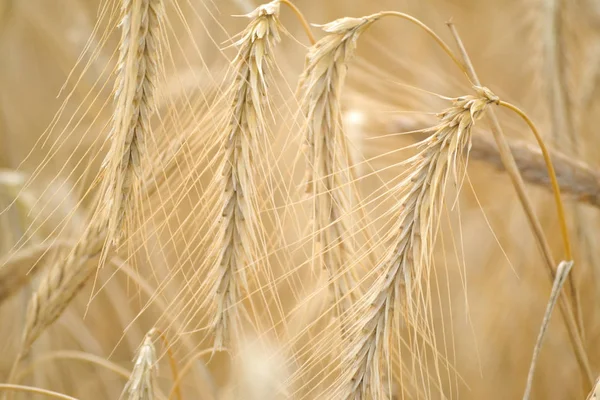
left=16, top=351, right=130, bottom=383
left=155, top=329, right=182, bottom=400
left=498, top=100, right=572, bottom=261
left=278, top=0, right=316, bottom=45
left=523, top=261, right=573, bottom=400
left=0, top=384, right=79, bottom=400
left=167, top=349, right=218, bottom=400
left=446, top=21, right=554, bottom=285
left=498, top=100, right=584, bottom=395
left=447, top=21, right=593, bottom=390
left=373, top=12, right=467, bottom=77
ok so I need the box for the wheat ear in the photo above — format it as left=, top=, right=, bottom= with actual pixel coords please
left=342, top=88, right=498, bottom=400
left=211, top=1, right=281, bottom=350
left=2, top=219, right=105, bottom=393
left=300, top=15, right=380, bottom=325
left=100, top=0, right=163, bottom=247
left=19, top=221, right=105, bottom=353
left=122, top=329, right=158, bottom=400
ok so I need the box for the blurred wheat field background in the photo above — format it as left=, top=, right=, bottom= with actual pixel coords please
left=1, top=0, right=600, bottom=399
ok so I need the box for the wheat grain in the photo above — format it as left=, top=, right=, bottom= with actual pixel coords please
left=341, top=87, right=498, bottom=400
left=99, top=0, right=164, bottom=248
left=122, top=329, right=158, bottom=400
left=210, top=1, right=281, bottom=350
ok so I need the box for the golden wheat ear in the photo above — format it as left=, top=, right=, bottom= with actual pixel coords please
left=340, top=88, right=498, bottom=400
left=210, top=1, right=282, bottom=351
left=298, top=15, right=381, bottom=330
left=99, top=0, right=164, bottom=249
left=122, top=329, right=158, bottom=400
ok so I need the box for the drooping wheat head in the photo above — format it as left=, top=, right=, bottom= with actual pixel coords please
left=210, top=1, right=282, bottom=350
left=99, top=0, right=164, bottom=248
left=340, top=86, right=499, bottom=400
left=299, top=15, right=381, bottom=325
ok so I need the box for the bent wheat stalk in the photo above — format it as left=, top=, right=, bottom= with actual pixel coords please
left=342, top=88, right=498, bottom=400
left=99, top=0, right=164, bottom=248
left=447, top=22, right=593, bottom=388
left=210, top=1, right=281, bottom=350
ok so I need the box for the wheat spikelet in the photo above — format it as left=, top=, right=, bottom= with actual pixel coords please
left=341, top=87, right=499, bottom=400
left=210, top=1, right=281, bottom=350
left=100, top=0, right=164, bottom=247
left=122, top=329, right=158, bottom=400
left=19, top=220, right=105, bottom=353
left=300, top=15, right=380, bottom=323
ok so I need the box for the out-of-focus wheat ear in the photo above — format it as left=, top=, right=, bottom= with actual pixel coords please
left=210, top=1, right=282, bottom=351
left=299, top=15, right=380, bottom=327
left=3, top=218, right=105, bottom=393
left=122, top=329, right=158, bottom=400
left=99, top=0, right=164, bottom=248
left=19, top=220, right=105, bottom=353
left=340, top=88, right=498, bottom=400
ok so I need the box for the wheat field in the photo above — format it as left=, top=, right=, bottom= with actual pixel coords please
left=1, top=0, right=600, bottom=399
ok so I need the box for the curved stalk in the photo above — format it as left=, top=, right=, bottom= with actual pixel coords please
left=498, top=100, right=572, bottom=260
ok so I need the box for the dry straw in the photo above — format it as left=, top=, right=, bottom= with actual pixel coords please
left=210, top=1, right=282, bottom=350
left=522, top=260, right=573, bottom=400
left=99, top=0, right=164, bottom=248
left=342, top=87, right=498, bottom=400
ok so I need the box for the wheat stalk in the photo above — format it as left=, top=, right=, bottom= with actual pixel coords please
left=341, top=87, right=498, bottom=400
left=522, top=260, right=573, bottom=400
left=121, top=329, right=158, bottom=400
left=99, top=0, right=164, bottom=248
left=447, top=22, right=593, bottom=387
left=210, top=1, right=281, bottom=350
left=300, top=15, right=381, bottom=325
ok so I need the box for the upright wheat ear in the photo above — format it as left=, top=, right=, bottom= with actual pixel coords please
left=300, top=16, right=379, bottom=323
left=342, top=87, right=498, bottom=400
left=100, top=0, right=164, bottom=247
left=122, top=329, right=158, bottom=400
left=211, top=1, right=281, bottom=350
